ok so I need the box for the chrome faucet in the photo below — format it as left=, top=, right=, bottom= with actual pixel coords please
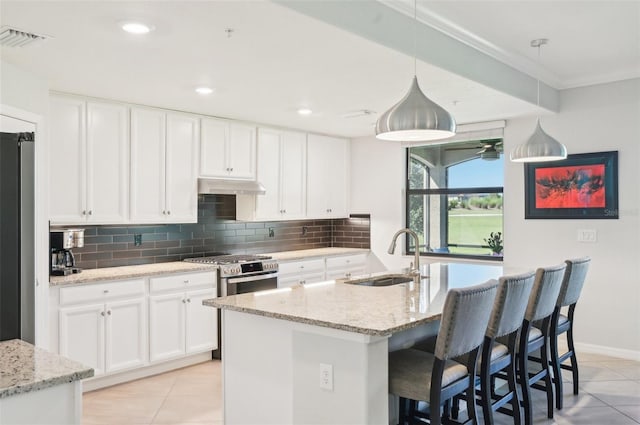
left=388, top=228, right=421, bottom=276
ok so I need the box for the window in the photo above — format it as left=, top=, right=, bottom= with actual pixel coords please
left=406, top=140, right=504, bottom=260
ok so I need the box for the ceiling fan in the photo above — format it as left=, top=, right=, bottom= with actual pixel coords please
left=477, top=140, right=503, bottom=161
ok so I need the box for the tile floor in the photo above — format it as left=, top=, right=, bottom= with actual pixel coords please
left=83, top=351, right=640, bottom=424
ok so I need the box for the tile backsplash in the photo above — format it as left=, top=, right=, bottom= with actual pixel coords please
left=61, top=195, right=370, bottom=270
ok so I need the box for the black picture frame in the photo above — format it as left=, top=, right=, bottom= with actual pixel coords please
left=524, top=151, right=618, bottom=219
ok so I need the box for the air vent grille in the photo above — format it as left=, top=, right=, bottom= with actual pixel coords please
left=0, top=26, right=50, bottom=47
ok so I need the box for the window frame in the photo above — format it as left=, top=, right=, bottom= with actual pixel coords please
left=405, top=149, right=504, bottom=262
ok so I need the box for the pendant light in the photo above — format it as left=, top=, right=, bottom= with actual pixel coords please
left=510, top=39, right=567, bottom=162
left=375, top=0, right=456, bottom=142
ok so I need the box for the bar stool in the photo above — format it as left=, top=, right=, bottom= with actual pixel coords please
left=388, top=280, right=498, bottom=425
left=509, top=264, right=566, bottom=425
left=549, top=257, right=591, bottom=409
left=479, top=271, right=536, bottom=425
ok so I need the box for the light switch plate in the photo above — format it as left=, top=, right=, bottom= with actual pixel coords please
left=577, top=229, right=597, bottom=243
left=319, top=363, right=333, bottom=391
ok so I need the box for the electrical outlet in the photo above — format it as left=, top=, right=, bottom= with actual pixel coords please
left=302, top=226, right=308, bottom=236
left=577, top=229, right=597, bottom=243
left=268, top=228, right=275, bottom=238
left=134, top=234, right=142, bottom=246
left=319, top=363, right=333, bottom=391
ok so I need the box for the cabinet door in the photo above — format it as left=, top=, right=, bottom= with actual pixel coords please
left=307, top=134, right=349, bottom=218
left=105, top=297, right=147, bottom=373
left=200, top=117, right=229, bottom=177
left=280, top=131, right=307, bottom=218
left=228, top=123, right=256, bottom=179
left=49, top=96, right=86, bottom=223
left=130, top=107, right=166, bottom=222
left=59, top=303, right=105, bottom=376
left=149, top=292, right=186, bottom=363
left=185, top=288, right=217, bottom=354
left=255, top=128, right=282, bottom=219
left=86, top=101, right=129, bottom=223
left=166, top=113, right=199, bottom=222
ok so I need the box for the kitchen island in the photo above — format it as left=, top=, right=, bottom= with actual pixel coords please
left=205, top=262, right=505, bottom=425
left=0, top=339, right=94, bottom=424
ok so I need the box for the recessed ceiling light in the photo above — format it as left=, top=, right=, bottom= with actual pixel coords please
left=297, top=108, right=313, bottom=116
left=195, top=87, right=214, bottom=95
left=121, top=22, right=153, bottom=34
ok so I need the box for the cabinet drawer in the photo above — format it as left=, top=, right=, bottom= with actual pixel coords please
left=150, top=271, right=216, bottom=293
left=326, top=253, right=368, bottom=269
left=60, top=279, right=145, bottom=305
left=278, top=258, right=325, bottom=275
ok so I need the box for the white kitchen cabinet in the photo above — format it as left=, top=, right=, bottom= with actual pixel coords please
left=237, top=128, right=306, bottom=220
left=325, top=253, right=368, bottom=280
left=278, top=258, right=326, bottom=288
left=58, top=279, right=147, bottom=377
left=200, top=117, right=256, bottom=180
left=149, top=271, right=217, bottom=363
left=307, top=134, right=349, bottom=218
left=49, top=95, right=129, bottom=224
left=130, top=108, right=199, bottom=223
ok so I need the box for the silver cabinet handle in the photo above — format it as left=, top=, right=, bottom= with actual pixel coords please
left=230, top=167, right=234, bottom=172
left=162, top=210, right=166, bottom=215
left=88, top=210, right=93, bottom=215
left=182, top=299, right=187, bottom=303
left=167, top=210, right=171, bottom=215
left=103, top=290, right=109, bottom=294
left=101, top=311, right=105, bottom=316
left=82, top=210, right=86, bottom=215
left=107, top=310, right=112, bottom=315
left=187, top=298, right=191, bottom=303
left=183, top=280, right=189, bottom=284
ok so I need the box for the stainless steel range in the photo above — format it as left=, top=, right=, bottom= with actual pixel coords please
left=185, top=254, right=279, bottom=359
left=185, top=254, right=279, bottom=296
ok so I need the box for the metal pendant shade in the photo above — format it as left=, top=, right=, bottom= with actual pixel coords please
left=510, top=38, right=567, bottom=163
left=510, top=118, right=567, bottom=162
left=375, top=76, right=456, bottom=142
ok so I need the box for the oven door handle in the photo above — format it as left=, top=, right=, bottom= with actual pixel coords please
left=226, top=273, right=279, bottom=285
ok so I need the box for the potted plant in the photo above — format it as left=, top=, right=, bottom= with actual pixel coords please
left=484, top=231, right=503, bottom=256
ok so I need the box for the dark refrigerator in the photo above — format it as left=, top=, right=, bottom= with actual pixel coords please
left=0, top=131, right=34, bottom=342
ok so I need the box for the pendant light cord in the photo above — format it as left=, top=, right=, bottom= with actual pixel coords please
left=536, top=42, right=541, bottom=108
left=413, top=0, right=417, bottom=77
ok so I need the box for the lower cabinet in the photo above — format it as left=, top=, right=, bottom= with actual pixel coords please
left=58, top=279, right=147, bottom=377
left=277, top=253, right=369, bottom=288
left=325, top=253, right=368, bottom=280
left=148, top=272, right=217, bottom=363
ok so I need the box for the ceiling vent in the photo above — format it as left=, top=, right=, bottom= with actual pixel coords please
left=0, top=26, right=50, bottom=47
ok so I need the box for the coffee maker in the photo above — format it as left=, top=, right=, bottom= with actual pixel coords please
left=50, top=228, right=84, bottom=276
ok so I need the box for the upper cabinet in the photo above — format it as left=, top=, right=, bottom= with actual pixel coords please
left=130, top=108, right=199, bottom=223
left=307, top=134, right=349, bottom=218
left=237, top=128, right=307, bottom=221
left=200, top=118, right=256, bottom=180
left=49, top=95, right=129, bottom=224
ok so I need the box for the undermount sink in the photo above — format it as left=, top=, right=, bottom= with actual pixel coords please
left=341, top=274, right=415, bottom=287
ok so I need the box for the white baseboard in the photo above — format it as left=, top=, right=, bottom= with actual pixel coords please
left=574, top=342, right=640, bottom=361
left=83, top=352, right=213, bottom=392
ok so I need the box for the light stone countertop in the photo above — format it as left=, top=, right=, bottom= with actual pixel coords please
left=0, top=339, right=94, bottom=399
left=206, top=262, right=505, bottom=337
left=49, top=262, right=217, bottom=287
left=49, top=248, right=369, bottom=287
left=263, top=247, right=369, bottom=262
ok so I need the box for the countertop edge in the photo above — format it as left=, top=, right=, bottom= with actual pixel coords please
left=265, top=248, right=370, bottom=262
left=0, top=369, right=95, bottom=399
left=49, top=263, right=218, bottom=287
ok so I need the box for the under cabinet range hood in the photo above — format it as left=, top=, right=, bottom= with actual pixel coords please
left=197, top=178, right=266, bottom=195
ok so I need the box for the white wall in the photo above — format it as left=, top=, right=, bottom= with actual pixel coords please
left=503, top=78, right=640, bottom=358
left=350, top=78, right=640, bottom=358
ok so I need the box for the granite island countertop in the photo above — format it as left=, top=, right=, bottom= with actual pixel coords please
left=206, top=262, right=505, bottom=337
left=0, top=339, right=94, bottom=399
left=49, top=261, right=218, bottom=287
